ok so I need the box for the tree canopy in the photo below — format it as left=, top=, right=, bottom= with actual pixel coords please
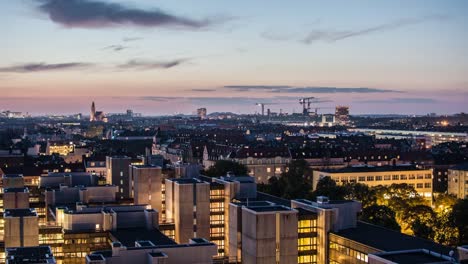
left=204, top=160, right=248, bottom=177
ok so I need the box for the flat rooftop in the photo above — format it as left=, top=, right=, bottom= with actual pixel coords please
left=131, top=165, right=162, bottom=169
left=450, top=163, right=468, bottom=171
left=233, top=200, right=274, bottom=207
left=374, top=250, right=451, bottom=264
left=4, top=208, right=37, bottom=217
left=318, top=165, right=428, bottom=173
left=246, top=205, right=293, bottom=212
left=168, top=178, right=204, bottom=184
left=6, top=246, right=55, bottom=264
left=333, top=221, right=451, bottom=255
left=3, top=174, right=23, bottom=178
left=4, top=187, right=28, bottom=193
left=110, top=228, right=177, bottom=247
left=295, top=198, right=355, bottom=205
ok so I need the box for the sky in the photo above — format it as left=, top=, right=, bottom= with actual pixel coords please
left=1, top=0, right=467, bottom=116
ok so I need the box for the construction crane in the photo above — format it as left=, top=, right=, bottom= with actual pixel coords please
left=299, top=97, right=316, bottom=116
left=299, top=97, right=331, bottom=116
left=255, top=103, right=276, bottom=116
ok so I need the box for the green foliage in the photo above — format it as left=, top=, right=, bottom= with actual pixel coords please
left=343, top=183, right=376, bottom=208
left=401, top=205, right=436, bottom=237
left=451, top=199, right=468, bottom=245
left=361, top=205, right=401, bottom=231
left=204, top=160, right=248, bottom=177
left=433, top=193, right=457, bottom=213
left=267, top=159, right=312, bottom=199
left=312, top=176, right=346, bottom=200
left=433, top=209, right=459, bottom=246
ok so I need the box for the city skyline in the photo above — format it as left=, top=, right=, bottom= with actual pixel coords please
left=2, top=0, right=468, bottom=115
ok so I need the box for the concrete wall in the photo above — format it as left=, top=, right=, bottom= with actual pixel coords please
left=131, top=166, right=164, bottom=220
left=241, top=208, right=298, bottom=264
left=448, top=169, right=468, bottom=199
left=3, top=191, right=29, bottom=209
left=227, top=203, right=242, bottom=262
left=4, top=215, right=39, bottom=248
left=79, top=186, right=118, bottom=203
left=106, top=156, right=131, bottom=199
left=91, top=243, right=217, bottom=264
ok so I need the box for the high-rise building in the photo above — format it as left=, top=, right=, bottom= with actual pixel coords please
left=4, top=209, right=39, bottom=248
left=129, top=165, right=165, bottom=220
left=197, top=108, right=207, bottom=119
left=106, top=156, right=131, bottom=199
left=165, top=178, right=210, bottom=244
left=335, top=105, right=350, bottom=124
left=230, top=203, right=298, bottom=264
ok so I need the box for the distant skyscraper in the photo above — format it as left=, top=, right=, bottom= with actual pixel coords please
left=335, top=106, right=350, bottom=124
left=197, top=108, right=207, bottom=119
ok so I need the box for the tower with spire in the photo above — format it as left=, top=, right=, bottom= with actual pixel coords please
left=90, top=101, right=96, bottom=122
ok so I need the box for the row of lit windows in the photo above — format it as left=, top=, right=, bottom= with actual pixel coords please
left=298, top=254, right=317, bottom=264
left=330, top=241, right=368, bottom=263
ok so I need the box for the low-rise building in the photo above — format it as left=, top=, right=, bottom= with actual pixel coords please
left=313, top=165, right=433, bottom=199
left=448, top=163, right=468, bottom=199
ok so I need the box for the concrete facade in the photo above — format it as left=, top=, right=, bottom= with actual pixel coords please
left=313, top=165, right=433, bottom=199
left=3, top=187, right=29, bottom=210
left=165, top=178, right=210, bottom=244
left=241, top=206, right=298, bottom=264
left=106, top=156, right=131, bottom=199
left=61, top=205, right=158, bottom=232
left=448, top=166, right=468, bottom=199
left=4, top=208, right=39, bottom=248
left=130, top=165, right=165, bottom=220
left=87, top=238, right=217, bottom=264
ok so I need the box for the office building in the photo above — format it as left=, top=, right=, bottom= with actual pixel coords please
left=165, top=178, right=210, bottom=244
left=106, top=156, right=131, bottom=199
left=448, top=163, right=468, bottom=199
left=197, top=108, right=207, bottom=119
left=4, top=208, right=39, bottom=248
left=87, top=238, right=217, bottom=264
left=313, top=165, right=433, bottom=198
left=229, top=203, right=298, bottom=264
left=6, top=246, right=56, bottom=264
left=335, top=106, right=350, bottom=125
left=129, top=165, right=165, bottom=220
left=3, top=187, right=29, bottom=210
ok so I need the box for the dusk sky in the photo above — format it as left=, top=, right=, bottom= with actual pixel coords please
left=1, top=0, right=467, bottom=115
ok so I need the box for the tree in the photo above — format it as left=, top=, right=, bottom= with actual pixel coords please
left=204, top=160, right=248, bottom=177
left=361, top=205, right=401, bottom=231
left=312, top=176, right=346, bottom=200
left=451, top=199, right=468, bottom=245
left=433, top=193, right=457, bottom=214
left=343, top=183, right=376, bottom=208
left=400, top=205, right=436, bottom=238
left=433, top=209, right=459, bottom=246
left=258, top=159, right=312, bottom=199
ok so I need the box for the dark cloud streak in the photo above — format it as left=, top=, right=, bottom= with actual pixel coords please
left=224, top=85, right=399, bottom=93
left=118, top=59, right=188, bottom=70
left=302, top=15, right=448, bottom=44
left=102, top=44, right=128, bottom=51
left=358, top=98, right=437, bottom=104
left=0, top=62, right=92, bottom=73
left=36, top=0, right=214, bottom=29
